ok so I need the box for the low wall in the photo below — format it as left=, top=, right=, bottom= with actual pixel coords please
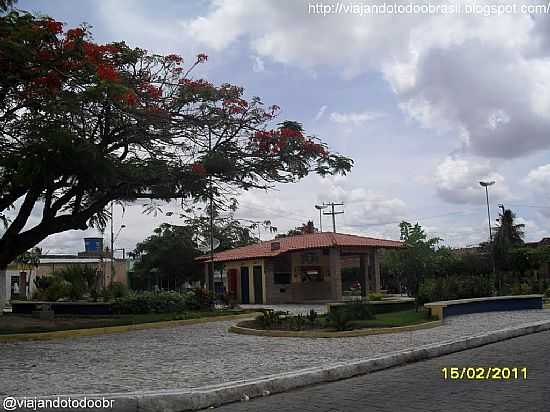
left=425, top=295, right=544, bottom=320
left=11, top=301, right=112, bottom=315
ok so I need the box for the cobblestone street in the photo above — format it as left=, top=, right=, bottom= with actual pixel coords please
left=1, top=310, right=549, bottom=397
left=214, top=330, right=550, bottom=412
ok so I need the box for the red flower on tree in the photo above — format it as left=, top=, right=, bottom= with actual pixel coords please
left=145, top=85, right=162, bottom=99
left=166, top=54, right=183, bottom=64
left=36, top=50, right=52, bottom=61
left=97, top=64, right=119, bottom=82
left=46, top=20, right=63, bottom=34
left=32, top=71, right=61, bottom=94
left=65, top=28, right=84, bottom=40
left=196, top=53, right=208, bottom=63
left=191, top=162, right=207, bottom=176
left=121, top=90, right=137, bottom=106
left=280, top=128, right=303, bottom=139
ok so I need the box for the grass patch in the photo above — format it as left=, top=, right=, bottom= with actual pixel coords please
left=349, top=309, right=435, bottom=329
left=0, top=310, right=250, bottom=335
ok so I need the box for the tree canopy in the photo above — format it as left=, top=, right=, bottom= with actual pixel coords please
left=0, top=11, right=352, bottom=269
left=383, top=221, right=442, bottom=297
left=130, top=217, right=262, bottom=290
left=275, top=220, right=317, bottom=238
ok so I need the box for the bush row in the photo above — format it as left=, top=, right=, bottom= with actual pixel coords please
left=33, top=266, right=128, bottom=301
left=111, top=289, right=213, bottom=314
left=417, top=274, right=495, bottom=306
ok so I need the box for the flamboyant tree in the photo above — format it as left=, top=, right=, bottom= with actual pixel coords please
left=0, top=11, right=353, bottom=271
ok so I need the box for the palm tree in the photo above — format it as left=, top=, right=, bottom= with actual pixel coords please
left=493, top=208, right=525, bottom=272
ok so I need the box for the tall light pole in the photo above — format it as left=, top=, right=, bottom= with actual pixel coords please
left=479, top=181, right=496, bottom=276
left=314, top=204, right=327, bottom=232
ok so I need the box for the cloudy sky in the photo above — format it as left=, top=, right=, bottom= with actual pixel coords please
left=15, top=0, right=550, bottom=254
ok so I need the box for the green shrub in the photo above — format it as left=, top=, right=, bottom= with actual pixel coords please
left=43, top=277, right=69, bottom=301
left=368, top=292, right=384, bottom=301
left=33, top=266, right=99, bottom=301
left=185, top=288, right=214, bottom=310
left=110, top=282, right=128, bottom=299
left=418, top=274, right=495, bottom=305
left=111, top=290, right=211, bottom=314
left=511, top=283, right=531, bottom=296
left=100, top=287, right=113, bottom=302
left=545, top=288, right=550, bottom=298
left=307, top=309, right=318, bottom=326
left=326, top=309, right=351, bottom=331
left=256, top=310, right=287, bottom=329
left=348, top=301, right=374, bottom=320
left=290, top=313, right=307, bottom=331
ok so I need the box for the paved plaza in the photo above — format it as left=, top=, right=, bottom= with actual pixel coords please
left=215, top=329, right=550, bottom=412
left=1, top=310, right=549, bottom=397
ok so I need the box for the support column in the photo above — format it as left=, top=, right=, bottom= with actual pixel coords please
left=0, top=270, right=7, bottom=316
left=329, top=248, right=342, bottom=301
left=203, top=263, right=209, bottom=289
left=359, top=254, right=369, bottom=300
left=374, top=249, right=381, bottom=292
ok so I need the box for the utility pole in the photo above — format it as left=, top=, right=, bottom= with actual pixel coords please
left=322, top=202, right=344, bottom=233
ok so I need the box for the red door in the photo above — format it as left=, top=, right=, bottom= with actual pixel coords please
left=228, top=269, right=237, bottom=295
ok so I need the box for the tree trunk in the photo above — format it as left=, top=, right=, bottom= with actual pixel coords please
left=0, top=269, right=7, bottom=316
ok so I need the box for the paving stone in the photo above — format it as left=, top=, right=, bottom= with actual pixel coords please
left=1, top=310, right=549, bottom=397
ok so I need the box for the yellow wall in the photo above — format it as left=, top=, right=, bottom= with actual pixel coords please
left=224, top=258, right=266, bottom=304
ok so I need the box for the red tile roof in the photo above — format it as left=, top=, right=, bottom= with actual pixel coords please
left=196, top=232, right=403, bottom=263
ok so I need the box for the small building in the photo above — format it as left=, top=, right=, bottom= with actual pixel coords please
left=4, top=237, right=129, bottom=301
left=198, top=232, right=403, bottom=304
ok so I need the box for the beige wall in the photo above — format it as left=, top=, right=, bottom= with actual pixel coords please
left=219, top=246, right=384, bottom=304
left=224, top=258, right=266, bottom=304
left=35, top=260, right=128, bottom=287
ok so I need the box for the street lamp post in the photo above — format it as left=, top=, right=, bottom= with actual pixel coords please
left=479, top=181, right=496, bottom=277
left=314, top=204, right=327, bottom=232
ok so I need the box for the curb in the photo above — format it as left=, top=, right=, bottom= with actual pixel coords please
left=229, top=319, right=442, bottom=338
left=9, top=318, right=550, bottom=412
left=0, top=313, right=260, bottom=342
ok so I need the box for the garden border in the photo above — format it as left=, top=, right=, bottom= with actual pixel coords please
left=0, top=312, right=261, bottom=342
left=228, top=319, right=442, bottom=338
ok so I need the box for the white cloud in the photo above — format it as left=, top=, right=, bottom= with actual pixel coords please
left=184, top=0, right=550, bottom=158
left=252, top=55, right=265, bottom=72
left=317, top=177, right=407, bottom=227
left=329, top=110, right=386, bottom=126
left=525, top=164, right=550, bottom=193
left=314, top=105, right=327, bottom=121
left=434, top=156, right=511, bottom=204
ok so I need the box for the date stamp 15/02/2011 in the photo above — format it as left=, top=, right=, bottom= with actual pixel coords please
left=441, top=367, right=528, bottom=381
